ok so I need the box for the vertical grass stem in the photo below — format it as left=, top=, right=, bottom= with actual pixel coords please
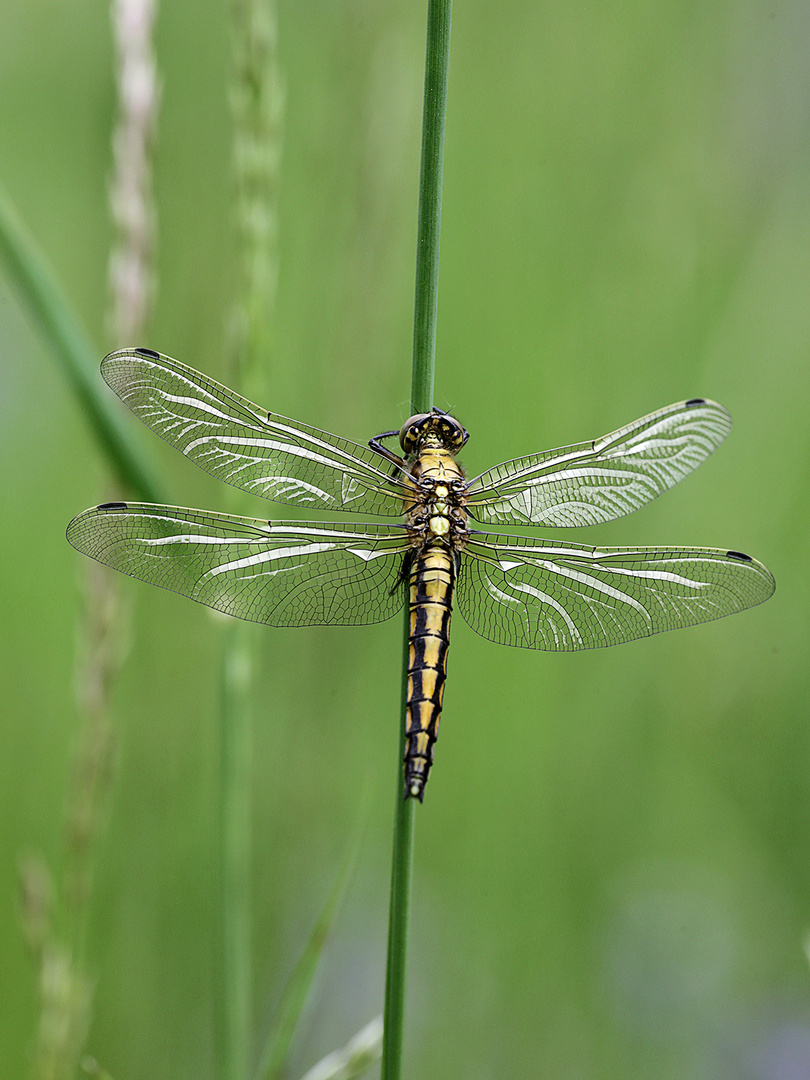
left=382, top=3, right=452, bottom=1078
left=219, top=2, right=283, bottom=1077
left=411, top=0, right=452, bottom=413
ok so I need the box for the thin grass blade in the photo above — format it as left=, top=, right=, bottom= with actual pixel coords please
left=296, top=1016, right=383, bottom=1080
left=255, top=794, right=370, bottom=1080
left=0, top=182, right=164, bottom=503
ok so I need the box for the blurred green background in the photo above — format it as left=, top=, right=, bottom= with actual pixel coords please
left=1, top=1, right=807, bottom=1077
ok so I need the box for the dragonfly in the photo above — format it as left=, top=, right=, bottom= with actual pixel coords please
left=67, top=348, right=775, bottom=800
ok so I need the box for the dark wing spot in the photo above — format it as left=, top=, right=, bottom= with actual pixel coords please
left=726, top=550, right=752, bottom=562
left=685, top=398, right=706, bottom=407
left=97, top=501, right=128, bottom=510
left=134, top=347, right=161, bottom=359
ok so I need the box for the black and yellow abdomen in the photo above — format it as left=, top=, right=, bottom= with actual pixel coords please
left=390, top=408, right=470, bottom=801
left=404, top=543, right=455, bottom=800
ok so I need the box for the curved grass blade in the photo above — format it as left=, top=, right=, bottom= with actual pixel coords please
left=256, top=797, right=370, bottom=1080
left=0, top=184, right=164, bottom=503
left=296, top=1016, right=382, bottom=1080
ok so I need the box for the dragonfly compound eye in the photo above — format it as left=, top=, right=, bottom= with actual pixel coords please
left=437, top=416, right=468, bottom=450
left=399, top=413, right=432, bottom=452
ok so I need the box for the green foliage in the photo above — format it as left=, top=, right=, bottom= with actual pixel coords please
left=0, top=1, right=804, bottom=1078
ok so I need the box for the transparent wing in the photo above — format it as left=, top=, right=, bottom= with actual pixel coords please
left=101, top=348, right=405, bottom=515
left=465, top=399, right=732, bottom=527
left=66, top=503, right=410, bottom=627
left=457, top=532, right=775, bottom=651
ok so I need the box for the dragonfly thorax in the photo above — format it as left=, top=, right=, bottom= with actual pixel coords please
left=406, top=451, right=470, bottom=549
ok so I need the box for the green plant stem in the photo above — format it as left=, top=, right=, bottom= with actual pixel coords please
left=218, top=2, right=283, bottom=1077
left=382, top=3, right=452, bottom=1078
left=381, top=627, right=417, bottom=1080
left=411, top=0, right=452, bottom=412
left=0, top=182, right=163, bottom=504
left=216, top=619, right=255, bottom=1080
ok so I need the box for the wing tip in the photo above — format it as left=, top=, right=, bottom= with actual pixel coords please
left=101, top=347, right=164, bottom=377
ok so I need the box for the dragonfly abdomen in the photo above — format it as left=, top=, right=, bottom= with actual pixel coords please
left=405, top=544, right=455, bottom=801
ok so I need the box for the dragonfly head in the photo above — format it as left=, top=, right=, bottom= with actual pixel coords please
left=400, top=408, right=469, bottom=456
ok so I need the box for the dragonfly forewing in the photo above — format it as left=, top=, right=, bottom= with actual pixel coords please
left=102, top=349, right=405, bottom=515
left=67, top=503, right=411, bottom=627
left=457, top=533, right=775, bottom=651
left=465, top=399, right=732, bottom=527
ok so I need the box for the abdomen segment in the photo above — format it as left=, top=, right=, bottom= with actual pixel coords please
left=405, top=545, right=455, bottom=800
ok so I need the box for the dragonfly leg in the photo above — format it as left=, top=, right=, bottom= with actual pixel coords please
left=369, top=429, right=406, bottom=469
